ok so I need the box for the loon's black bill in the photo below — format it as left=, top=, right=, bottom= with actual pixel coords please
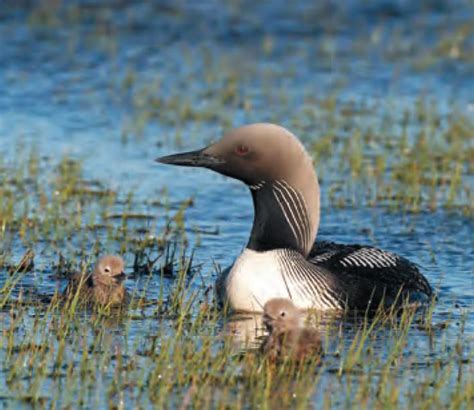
left=156, top=149, right=224, bottom=168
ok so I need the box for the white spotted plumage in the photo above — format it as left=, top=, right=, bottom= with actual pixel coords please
left=249, top=180, right=266, bottom=191
left=339, top=248, right=398, bottom=269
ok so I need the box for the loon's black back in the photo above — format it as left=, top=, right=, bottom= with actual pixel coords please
left=309, top=241, right=433, bottom=310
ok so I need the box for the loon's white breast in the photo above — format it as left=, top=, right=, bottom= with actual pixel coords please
left=219, top=248, right=340, bottom=312
left=219, top=249, right=288, bottom=312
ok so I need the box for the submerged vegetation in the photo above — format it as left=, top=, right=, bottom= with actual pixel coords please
left=0, top=0, right=473, bottom=409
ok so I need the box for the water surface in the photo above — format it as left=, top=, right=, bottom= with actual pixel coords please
left=0, top=1, right=473, bottom=408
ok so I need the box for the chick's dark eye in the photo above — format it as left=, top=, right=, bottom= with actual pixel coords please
left=280, top=311, right=286, bottom=317
left=104, top=267, right=111, bottom=273
left=235, top=144, right=250, bottom=156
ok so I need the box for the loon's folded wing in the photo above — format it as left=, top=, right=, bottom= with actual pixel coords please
left=308, top=241, right=432, bottom=309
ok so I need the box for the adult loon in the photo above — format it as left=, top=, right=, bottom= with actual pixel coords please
left=157, top=123, right=432, bottom=312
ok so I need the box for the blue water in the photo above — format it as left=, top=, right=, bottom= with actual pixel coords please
left=0, top=0, right=473, bottom=407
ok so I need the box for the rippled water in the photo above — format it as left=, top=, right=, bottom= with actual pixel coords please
left=0, top=0, right=473, bottom=407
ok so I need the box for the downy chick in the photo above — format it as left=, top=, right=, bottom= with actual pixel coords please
left=262, top=298, right=322, bottom=361
left=65, top=255, right=127, bottom=307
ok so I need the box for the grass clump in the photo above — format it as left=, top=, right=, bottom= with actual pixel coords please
left=0, top=143, right=471, bottom=409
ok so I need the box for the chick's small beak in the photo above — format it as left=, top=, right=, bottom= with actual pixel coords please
left=155, top=148, right=224, bottom=168
left=262, top=313, right=274, bottom=331
left=114, top=272, right=126, bottom=282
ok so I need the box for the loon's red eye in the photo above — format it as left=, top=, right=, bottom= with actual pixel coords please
left=235, top=144, right=250, bottom=156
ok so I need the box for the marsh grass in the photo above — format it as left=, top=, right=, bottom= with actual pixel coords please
left=0, top=147, right=192, bottom=272
left=0, top=150, right=471, bottom=409
left=1, top=1, right=473, bottom=408
left=7, top=1, right=473, bottom=216
left=0, top=265, right=471, bottom=409
left=302, top=98, right=474, bottom=214
left=0, top=112, right=472, bottom=410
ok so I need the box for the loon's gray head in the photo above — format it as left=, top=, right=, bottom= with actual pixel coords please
left=157, top=123, right=320, bottom=257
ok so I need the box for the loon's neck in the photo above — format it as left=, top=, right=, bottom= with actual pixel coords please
left=247, top=179, right=320, bottom=257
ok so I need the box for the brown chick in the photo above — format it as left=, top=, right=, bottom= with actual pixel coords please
left=262, top=298, right=322, bottom=362
left=65, top=255, right=127, bottom=307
